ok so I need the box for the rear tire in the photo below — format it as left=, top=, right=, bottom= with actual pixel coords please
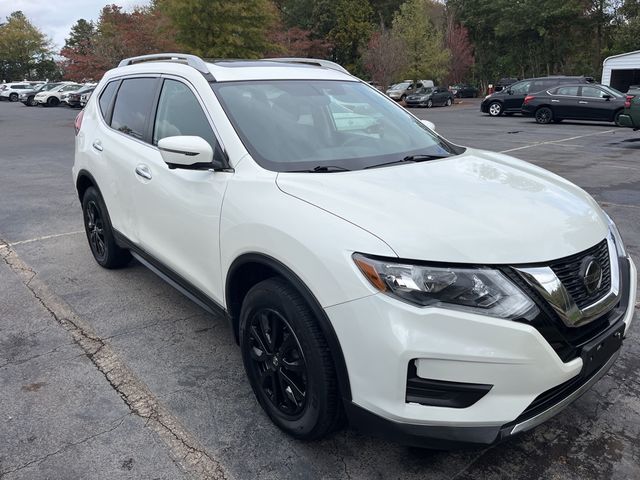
left=535, top=107, right=553, bottom=124
left=488, top=101, right=503, bottom=116
left=614, top=110, right=624, bottom=127
left=81, top=187, right=131, bottom=269
left=240, top=277, right=343, bottom=440
left=9, top=92, right=18, bottom=102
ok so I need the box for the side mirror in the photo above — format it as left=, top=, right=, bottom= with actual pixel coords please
left=603, top=94, right=612, bottom=101
left=507, top=89, right=513, bottom=95
left=420, top=119, right=436, bottom=131
left=158, top=136, right=214, bottom=169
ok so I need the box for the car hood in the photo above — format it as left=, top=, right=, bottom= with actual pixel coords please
left=276, top=149, right=607, bottom=264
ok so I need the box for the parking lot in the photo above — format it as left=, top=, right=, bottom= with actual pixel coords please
left=1, top=99, right=639, bottom=480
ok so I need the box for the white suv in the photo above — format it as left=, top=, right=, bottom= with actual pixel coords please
left=73, top=54, right=636, bottom=447
left=0, top=82, right=33, bottom=102
left=34, top=82, right=82, bottom=106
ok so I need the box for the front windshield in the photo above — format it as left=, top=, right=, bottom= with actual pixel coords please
left=212, top=80, right=462, bottom=172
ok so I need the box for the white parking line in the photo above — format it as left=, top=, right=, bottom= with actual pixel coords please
left=0, top=230, right=84, bottom=249
left=500, top=129, right=616, bottom=153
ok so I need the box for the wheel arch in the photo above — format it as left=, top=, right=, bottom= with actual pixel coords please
left=76, top=169, right=99, bottom=203
left=225, top=252, right=352, bottom=401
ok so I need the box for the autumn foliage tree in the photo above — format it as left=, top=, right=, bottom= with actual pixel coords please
left=60, top=4, right=177, bottom=81
left=444, top=16, right=474, bottom=84
left=361, top=22, right=407, bottom=89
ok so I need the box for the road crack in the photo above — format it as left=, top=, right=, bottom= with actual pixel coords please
left=1, top=243, right=230, bottom=480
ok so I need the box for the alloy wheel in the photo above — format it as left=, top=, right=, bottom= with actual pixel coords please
left=535, top=107, right=552, bottom=124
left=86, top=200, right=106, bottom=261
left=489, top=102, right=502, bottom=116
left=247, top=308, right=308, bottom=418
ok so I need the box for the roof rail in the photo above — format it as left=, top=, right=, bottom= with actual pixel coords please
left=262, top=58, right=349, bottom=74
left=118, top=53, right=215, bottom=81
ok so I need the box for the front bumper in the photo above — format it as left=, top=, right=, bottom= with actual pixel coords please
left=326, top=256, right=636, bottom=447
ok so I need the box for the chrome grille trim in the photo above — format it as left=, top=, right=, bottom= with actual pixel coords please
left=514, top=234, right=620, bottom=328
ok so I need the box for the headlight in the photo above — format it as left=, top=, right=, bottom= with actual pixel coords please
left=353, top=254, right=538, bottom=320
left=605, top=213, right=627, bottom=257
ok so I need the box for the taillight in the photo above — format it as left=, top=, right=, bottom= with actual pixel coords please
left=74, top=110, right=84, bottom=135
left=624, top=95, right=634, bottom=108
left=524, top=95, right=535, bottom=105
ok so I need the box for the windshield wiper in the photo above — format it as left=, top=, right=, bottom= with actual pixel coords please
left=364, top=154, right=449, bottom=170
left=291, top=165, right=352, bottom=173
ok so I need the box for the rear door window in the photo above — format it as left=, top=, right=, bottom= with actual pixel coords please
left=555, top=86, right=579, bottom=96
left=111, top=78, right=158, bottom=141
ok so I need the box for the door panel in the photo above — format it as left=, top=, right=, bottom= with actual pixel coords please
left=132, top=78, right=231, bottom=303
left=551, top=86, right=581, bottom=118
left=580, top=86, right=614, bottom=120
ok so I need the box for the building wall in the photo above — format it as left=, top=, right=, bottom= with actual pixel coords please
left=602, top=51, right=640, bottom=91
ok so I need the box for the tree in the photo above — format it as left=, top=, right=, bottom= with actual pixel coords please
left=268, top=27, right=332, bottom=58
left=444, top=15, right=474, bottom=84
left=0, top=11, right=54, bottom=81
left=325, top=0, right=374, bottom=73
left=60, top=4, right=178, bottom=81
left=159, top=0, right=276, bottom=58
left=361, top=21, right=406, bottom=88
left=392, top=0, right=450, bottom=84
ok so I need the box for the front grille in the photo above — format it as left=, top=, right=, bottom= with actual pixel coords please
left=549, top=239, right=610, bottom=309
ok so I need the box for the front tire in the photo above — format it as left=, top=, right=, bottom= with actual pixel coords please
left=488, top=101, right=503, bottom=116
left=82, top=187, right=131, bottom=268
left=46, top=96, right=60, bottom=107
left=240, top=278, right=343, bottom=440
left=445, top=98, right=452, bottom=107
left=535, top=107, right=553, bottom=124
left=27, top=96, right=37, bottom=106
left=427, top=99, right=433, bottom=108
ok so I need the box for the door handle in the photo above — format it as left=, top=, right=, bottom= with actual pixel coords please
left=578, top=101, right=588, bottom=104
left=551, top=99, right=560, bottom=103
left=92, top=140, right=103, bottom=152
left=135, top=164, right=152, bottom=180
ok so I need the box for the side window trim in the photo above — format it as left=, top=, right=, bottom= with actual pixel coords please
left=158, top=74, right=229, bottom=166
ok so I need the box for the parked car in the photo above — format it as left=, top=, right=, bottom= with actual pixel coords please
left=18, top=82, right=62, bottom=106
left=482, top=76, right=595, bottom=116
left=618, top=92, right=640, bottom=130
left=67, top=85, right=96, bottom=108
left=450, top=84, right=478, bottom=98
left=34, top=82, right=82, bottom=106
left=0, top=82, right=33, bottom=102
left=521, top=84, right=627, bottom=125
left=386, top=80, right=434, bottom=101
left=73, top=53, right=635, bottom=448
left=79, top=90, right=93, bottom=108
left=405, top=86, right=454, bottom=108
left=494, top=77, right=518, bottom=92
left=627, top=85, right=640, bottom=96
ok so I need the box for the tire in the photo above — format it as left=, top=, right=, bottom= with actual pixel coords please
left=535, top=107, right=553, bottom=124
left=488, top=101, right=503, bottom=116
left=46, top=96, right=60, bottom=107
left=446, top=97, right=452, bottom=107
left=240, top=277, right=343, bottom=440
left=27, top=96, right=37, bottom=106
left=400, top=94, right=406, bottom=102
left=614, top=110, right=624, bottom=127
left=81, top=187, right=131, bottom=268
left=9, top=92, right=18, bottom=102
left=427, top=99, right=433, bottom=108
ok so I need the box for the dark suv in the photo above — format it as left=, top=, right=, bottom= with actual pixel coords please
left=482, top=76, right=594, bottom=116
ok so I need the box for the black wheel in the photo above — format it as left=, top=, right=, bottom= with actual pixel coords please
left=400, top=94, right=407, bottom=102
left=9, top=92, right=18, bottom=102
left=240, top=278, right=343, bottom=440
left=445, top=97, right=452, bottom=107
left=46, top=96, right=60, bottom=107
left=27, top=96, right=37, bottom=106
left=427, top=99, right=433, bottom=108
left=82, top=187, right=131, bottom=268
left=535, top=107, right=553, bottom=124
left=488, top=101, right=502, bottom=116
left=614, top=110, right=624, bottom=127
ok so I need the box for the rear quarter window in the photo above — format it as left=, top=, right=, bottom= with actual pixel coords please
left=98, top=81, right=119, bottom=119
left=110, top=78, right=158, bottom=141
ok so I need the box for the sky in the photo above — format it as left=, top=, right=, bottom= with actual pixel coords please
left=0, top=0, right=146, bottom=50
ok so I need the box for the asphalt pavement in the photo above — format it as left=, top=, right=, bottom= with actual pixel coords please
left=1, top=99, right=639, bottom=480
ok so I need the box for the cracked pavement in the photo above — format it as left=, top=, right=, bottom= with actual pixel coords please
left=1, top=100, right=639, bottom=479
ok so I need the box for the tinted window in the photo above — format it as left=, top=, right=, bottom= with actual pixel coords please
left=556, top=86, right=579, bottom=96
left=153, top=79, right=219, bottom=151
left=111, top=78, right=157, bottom=140
left=581, top=86, right=606, bottom=99
left=510, top=81, right=531, bottom=94
left=99, top=81, right=118, bottom=118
